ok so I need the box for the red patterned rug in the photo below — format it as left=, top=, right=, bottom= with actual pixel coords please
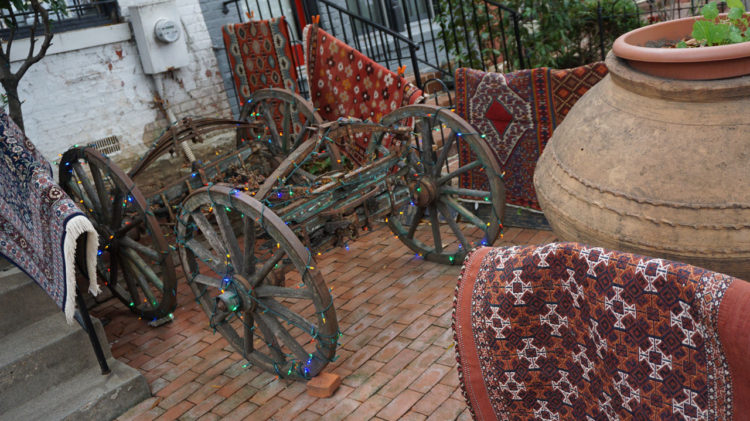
left=454, top=63, right=607, bottom=210
left=222, top=16, right=300, bottom=104
left=454, top=242, right=750, bottom=420
left=303, top=23, right=422, bottom=163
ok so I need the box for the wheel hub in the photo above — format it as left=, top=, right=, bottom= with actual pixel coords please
left=411, top=178, right=438, bottom=207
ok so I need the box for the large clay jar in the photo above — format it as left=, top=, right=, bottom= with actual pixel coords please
left=534, top=52, right=750, bottom=280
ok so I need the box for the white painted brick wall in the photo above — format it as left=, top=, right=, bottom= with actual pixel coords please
left=16, top=0, right=231, bottom=170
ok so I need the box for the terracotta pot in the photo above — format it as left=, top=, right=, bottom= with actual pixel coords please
left=534, top=52, right=750, bottom=280
left=613, top=14, right=750, bottom=80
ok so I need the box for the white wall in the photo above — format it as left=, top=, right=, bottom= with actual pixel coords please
left=13, top=0, right=231, bottom=169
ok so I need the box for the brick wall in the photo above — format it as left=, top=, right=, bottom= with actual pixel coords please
left=16, top=0, right=231, bottom=170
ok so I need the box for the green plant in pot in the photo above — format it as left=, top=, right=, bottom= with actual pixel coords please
left=534, top=1, right=750, bottom=287
left=676, top=0, right=750, bottom=48
left=613, top=0, right=750, bottom=80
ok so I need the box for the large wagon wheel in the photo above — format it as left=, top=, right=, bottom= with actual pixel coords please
left=375, top=104, right=506, bottom=264
left=176, top=185, right=338, bottom=379
left=239, top=88, right=323, bottom=156
left=59, top=147, right=177, bottom=319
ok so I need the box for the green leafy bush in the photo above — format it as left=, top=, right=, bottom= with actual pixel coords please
left=435, top=0, right=642, bottom=71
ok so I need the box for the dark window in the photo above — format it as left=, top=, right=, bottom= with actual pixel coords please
left=0, top=0, right=120, bottom=40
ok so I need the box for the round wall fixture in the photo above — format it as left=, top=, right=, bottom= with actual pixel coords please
left=154, top=18, right=180, bottom=43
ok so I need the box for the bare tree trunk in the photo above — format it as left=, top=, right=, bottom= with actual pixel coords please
left=4, top=81, right=22, bottom=131
left=0, top=0, right=54, bottom=133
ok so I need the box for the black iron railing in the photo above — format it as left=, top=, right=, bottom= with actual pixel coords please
left=225, top=0, right=750, bottom=90
left=0, top=0, right=119, bottom=39
left=317, top=0, right=422, bottom=86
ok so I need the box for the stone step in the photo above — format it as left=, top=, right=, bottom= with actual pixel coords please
left=0, top=267, right=62, bottom=336
left=0, top=357, right=149, bottom=421
left=0, top=313, right=107, bottom=410
left=0, top=257, right=150, bottom=419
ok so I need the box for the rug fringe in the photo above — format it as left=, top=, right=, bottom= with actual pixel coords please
left=63, top=215, right=99, bottom=323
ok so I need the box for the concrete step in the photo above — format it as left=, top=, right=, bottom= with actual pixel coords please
left=0, top=313, right=106, bottom=411
left=1, top=357, right=149, bottom=421
left=0, top=267, right=62, bottom=336
left=0, top=258, right=150, bottom=420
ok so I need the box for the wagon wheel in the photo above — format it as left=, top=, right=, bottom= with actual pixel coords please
left=176, top=185, right=338, bottom=379
left=376, top=104, right=506, bottom=264
left=59, top=147, right=177, bottom=319
left=238, top=88, right=323, bottom=157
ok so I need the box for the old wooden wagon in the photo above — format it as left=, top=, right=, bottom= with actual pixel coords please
left=59, top=87, right=505, bottom=379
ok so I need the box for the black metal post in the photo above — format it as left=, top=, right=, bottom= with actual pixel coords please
left=75, top=287, right=111, bottom=375
left=511, top=12, right=525, bottom=70
left=409, top=45, right=422, bottom=87
left=597, top=1, right=606, bottom=61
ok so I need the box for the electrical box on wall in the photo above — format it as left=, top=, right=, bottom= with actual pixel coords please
left=130, top=0, right=188, bottom=74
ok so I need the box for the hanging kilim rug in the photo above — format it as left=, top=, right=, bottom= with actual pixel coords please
left=0, top=111, right=98, bottom=322
left=303, top=23, right=423, bottom=163
left=455, top=63, right=608, bottom=210
left=222, top=16, right=300, bottom=104
left=454, top=242, right=740, bottom=420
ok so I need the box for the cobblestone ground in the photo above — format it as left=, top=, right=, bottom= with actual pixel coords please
left=95, top=223, right=556, bottom=420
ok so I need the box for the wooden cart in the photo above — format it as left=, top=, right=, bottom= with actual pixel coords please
left=59, top=88, right=505, bottom=380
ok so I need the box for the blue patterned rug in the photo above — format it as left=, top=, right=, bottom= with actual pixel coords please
left=0, top=111, right=98, bottom=322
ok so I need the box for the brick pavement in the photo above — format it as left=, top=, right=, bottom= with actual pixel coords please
left=95, top=223, right=557, bottom=420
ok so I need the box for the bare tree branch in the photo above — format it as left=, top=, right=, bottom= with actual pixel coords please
left=16, top=0, right=54, bottom=81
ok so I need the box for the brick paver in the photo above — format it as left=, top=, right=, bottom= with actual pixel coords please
left=94, top=223, right=556, bottom=420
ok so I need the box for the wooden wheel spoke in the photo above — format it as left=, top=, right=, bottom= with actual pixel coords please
left=72, top=163, right=102, bottom=214
left=257, top=312, right=309, bottom=362
left=259, top=297, right=317, bottom=336
left=419, top=118, right=435, bottom=166
left=242, top=217, right=256, bottom=278
left=441, top=196, right=487, bottom=232
left=282, top=101, right=292, bottom=152
left=254, top=312, right=285, bottom=361
left=184, top=239, right=227, bottom=275
left=119, top=235, right=162, bottom=261
left=243, top=311, right=254, bottom=356
left=191, top=211, right=228, bottom=258
left=121, top=255, right=158, bottom=307
left=248, top=247, right=285, bottom=287
left=293, top=127, right=310, bottom=154
left=434, top=131, right=456, bottom=176
left=437, top=160, right=482, bottom=185
left=191, top=274, right=223, bottom=288
left=437, top=201, right=470, bottom=251
left=66, top=178, right=95, bottom=214
left=89, top=163, right=112, bottom=224
left=255, top=313, right=286, bottom=365
left=255, top=285, right=313, bottom=300
left=117, top=254, right=141, bottom=307
left=121, top=246, right=165, bottom=291
left=110, top=191, right=125, bottom=230
left=439, top=186, right=492, bottom=199
left=115, top=218, right=144, bottom=238
left=211, top=308, right=231, bottom=325
left=261, top=105, right=282, bottom=149
left=407, top=206, right=426, bottom=239
left=214, top=207, right=243, bottom=273
left=428, top=205, right=443, bottom=253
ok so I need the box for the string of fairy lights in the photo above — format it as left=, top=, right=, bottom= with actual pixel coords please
left=55, top=96, right=505, bottom=380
